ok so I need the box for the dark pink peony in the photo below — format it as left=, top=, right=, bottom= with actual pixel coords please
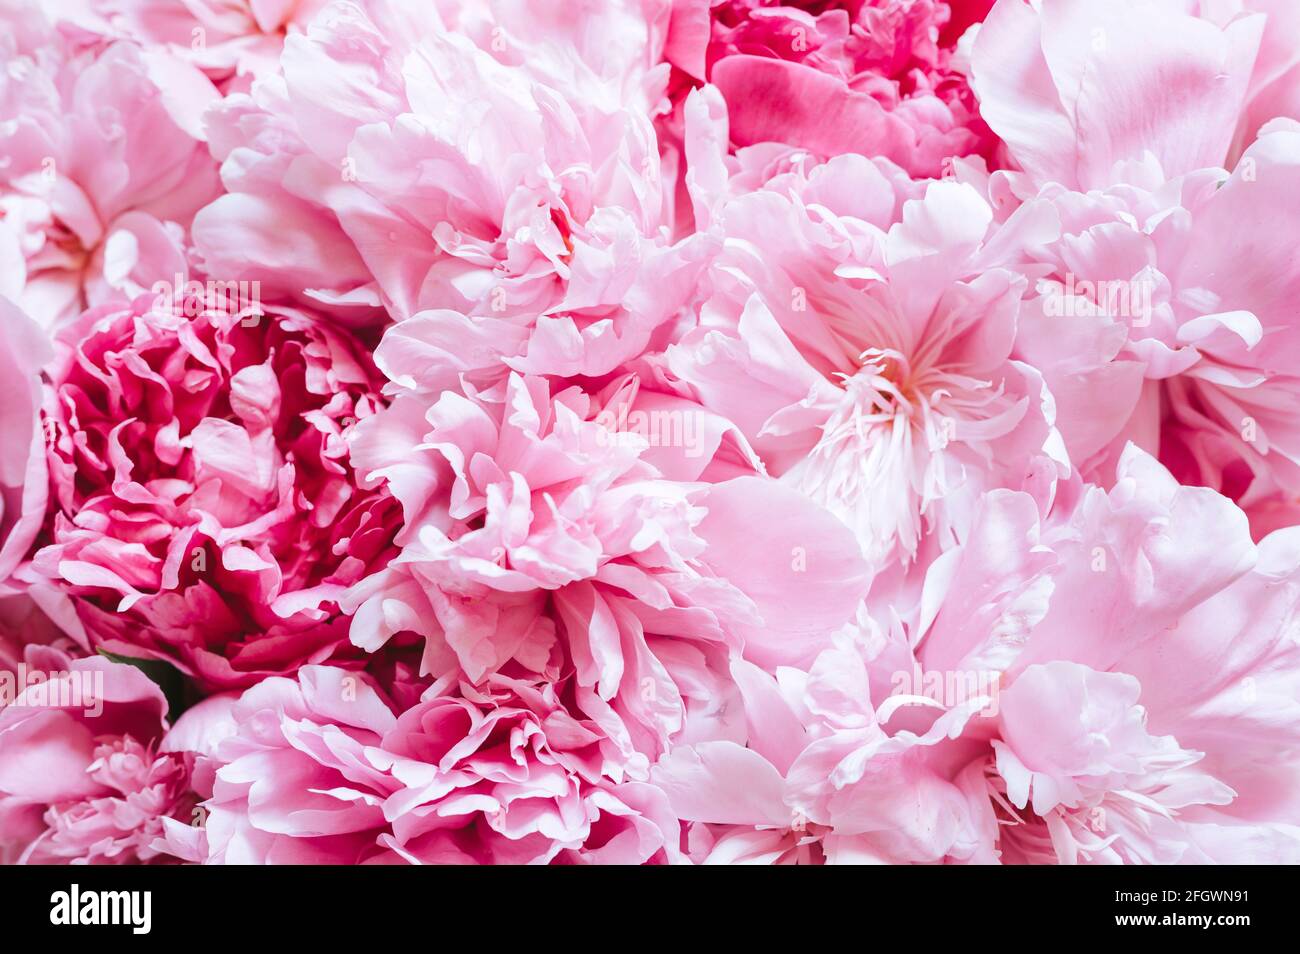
left=31, top=289, right=400, bottom=689
left=668, top=0, right=998, bottom=176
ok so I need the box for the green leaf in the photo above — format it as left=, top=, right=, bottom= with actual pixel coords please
left=97, top=650, right=195, bottom=722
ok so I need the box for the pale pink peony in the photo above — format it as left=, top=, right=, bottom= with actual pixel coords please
left=30, top=289, right=400, bottom=690
left=49, top=0, right=334, bottom=87
left=668, top=106, right=1065, bottom=567
left=656, top=448, right=1300, bottom=863
left=0, top=3, right=222, bottom=328
left=344, top=370, right=871, bottom=770
left=189, top=0, right=707, bottom=365
left=655, top=629, right=997, bottom=863
left=1010, top=123, right=1300, bottom=515
left=0, top=649, right=198, bottom=864
left=958, top=450, right=1300, bottom=862
left=970, top=0, right=1263, bottom=193
left=970, top=1, right=1300, bottom=520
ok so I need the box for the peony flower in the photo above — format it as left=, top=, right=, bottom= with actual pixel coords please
left=163, top=665, right=687, bottom=864
left=970, top=0, right=1263, bottom=194
left=1013, top=123, right=1300, bottom=517
left=952, top=449, right=1300, bottom=862
left=664, top=0, right=999, bottom=178
left=0, top=3, right=222, bottom=327
left=30, top=288, right=399, bottom=690
left=655, top=629, right=996, bottom=863
left=668, top=109, right=1065, bottom=567
left=0, top=649, right=198, bottom=864
left=190, top=0, right=708, bottom=370
left=971, top=1, right=1300, bottom=521
left=650, top=656, right=834, bottom=864
left=50, top=0, right=334, bottom=88
left=657, top=447, right=1300, bottom=863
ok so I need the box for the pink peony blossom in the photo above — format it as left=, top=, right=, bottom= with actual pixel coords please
left=657, top=448, right=1300, bottom=863
left=189, top=0, right=703, bottom=359
left=0, top=3, right=222, bottom=327
left=0, top=649, right=198, bottom=864
left=668, top=107, right=1065, bottom=567
left=3, top=0, right=1300, bottom=870
left=666, top=0, right=999, bottom=177
left=970, top=0, right=1263, bottom=193
left=161, top=665, right=687, bottom=864
left=30, top=289, right=399, bottom=690
left=344, top=369, right=871, bottom=767
left=970, top=1, right=1300, bottom=523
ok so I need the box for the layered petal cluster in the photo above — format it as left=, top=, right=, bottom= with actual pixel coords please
left=345, top=368, right=871, bottom=768
left=29, top=289, right=397, bottom=689
left=657, top=448, right=1300, bottom=863
left=668, top=106, right=1065, bottom=567
left=664, top=0, right=998, bottom=177
left=0, top=2, right=222, bottom=327
left=191, top=0, right=708, bottom=363
left=3, top=0, right=1300, bottom=868
left=160, top=666, right=685, bottom=863
left=965, top=0, right=1300, bottom=532
left=0, top=650, right=199, bottom=864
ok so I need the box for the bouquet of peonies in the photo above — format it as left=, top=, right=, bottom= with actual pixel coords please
left=2, top=0, right=1300, bottom=866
